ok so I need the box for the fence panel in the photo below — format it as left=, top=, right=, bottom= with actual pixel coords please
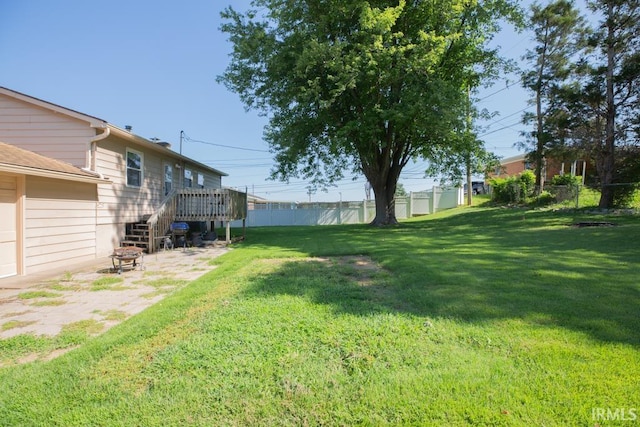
left=411, top=193, right=432, bottom=215
left=437, top=188, right=461, bottom=210
left=230, top=187, right=462, bottom=228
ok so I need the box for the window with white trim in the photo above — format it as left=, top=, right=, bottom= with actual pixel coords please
left=164, top=164, right=173, bottom=196
left=197, top=173, right=205, bottom=188
left=126, top=149, right=143, bottom=187
left=184, top=169, right=193, bottom=188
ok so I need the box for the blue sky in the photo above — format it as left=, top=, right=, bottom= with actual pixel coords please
left=1, top=0, right=532, bottom=202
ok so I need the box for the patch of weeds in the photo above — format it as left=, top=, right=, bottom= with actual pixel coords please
left=17, top=291, right=61, bottom=300
left=143, top=270, right=174, bottom=277
left=139, top=279, right=187, bottom=299
left=89, top=276, right=126, bottom=291
left=141, top=289, right=170, bottom=299
left=1, top=320, right=36, bottom=331
left=56, top=320, right=104, bottom=345
left=30, top=299, right=67, bottom=307
left=61, top=271, right=74, bottom=282
left=142, top=277, right=187, bottom=289
left=2, top=311, right=31, bottom=318
left=0, top=334, right=50, bottom=365
left=48, top=282, right=83, bottom=291
left=94, top=310, right=128, bottom=322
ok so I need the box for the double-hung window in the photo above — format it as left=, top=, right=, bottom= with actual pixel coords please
left=184, top=169, right=193, bottom=188
left=164, top=164, right=173, bottom=196
left=126, top=149, right=143, bottom=187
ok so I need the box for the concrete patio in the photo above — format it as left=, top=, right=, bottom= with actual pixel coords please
left=0, top=243, right=229, bottom=341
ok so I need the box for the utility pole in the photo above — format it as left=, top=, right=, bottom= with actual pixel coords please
left=179, top=130, right=184, bottom=155
left=466, top=85, right=473, bottom=206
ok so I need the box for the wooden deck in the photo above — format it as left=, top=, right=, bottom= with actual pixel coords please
left=145, top=188, right=247, bottom=253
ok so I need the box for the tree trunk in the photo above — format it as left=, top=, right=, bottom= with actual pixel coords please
left=466, top=156, right=472, bottom=206
left=599, top=0, right=616, bottom=209
left=535, top=89, right=545, bottom=195
left=370, top=176, right=399, bottom=226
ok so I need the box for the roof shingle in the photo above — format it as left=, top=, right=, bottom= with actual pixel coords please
left=0, top=141, right=104, bottom=180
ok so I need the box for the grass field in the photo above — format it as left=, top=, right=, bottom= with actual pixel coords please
left=0, top=204, right=638, bottom=425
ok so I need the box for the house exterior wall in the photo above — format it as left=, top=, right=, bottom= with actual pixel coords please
left=498, top=159, right=529, bottom=177
left=0, top=174, right=19, bottom=278
left=93, top=135, right=223, bottom=253
left=24, top=175, right=98, bottom=275
left=0, top=95, right=93, bottom=168
left=495, top=155, right=586, bottom=184
left=0, top=88, right=226, bottom=272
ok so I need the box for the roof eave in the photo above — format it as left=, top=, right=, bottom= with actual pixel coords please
left=0, top=87, right=107, bottom=128
left=108, top=125, right=228, bottom=177
left=0, top=164, right=111, bottom=184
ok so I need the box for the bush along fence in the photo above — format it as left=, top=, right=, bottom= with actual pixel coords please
left=490, top=171, right=640, bottom=208
left=230, top=187, right=463, bottom=227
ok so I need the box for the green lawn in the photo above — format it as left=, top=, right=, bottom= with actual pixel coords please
left=1, top=205, right=638, bottom=425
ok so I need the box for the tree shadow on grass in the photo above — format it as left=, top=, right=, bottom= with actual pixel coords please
left=240, top=208, right=640, bottom=347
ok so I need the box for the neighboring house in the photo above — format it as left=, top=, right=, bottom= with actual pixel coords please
left=493, top=153, right=588, bottom=185
left=0, top=86, right=246, bottom=279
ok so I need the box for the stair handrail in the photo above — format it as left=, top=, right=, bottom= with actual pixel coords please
left=145, top=189, right=178, bottom=253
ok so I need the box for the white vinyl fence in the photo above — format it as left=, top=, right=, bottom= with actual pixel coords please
left=231, top=187, right=462, bottom=228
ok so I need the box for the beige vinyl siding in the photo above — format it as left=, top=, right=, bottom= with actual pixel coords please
left=0, top=95, right=93, bottom=167
left=0, top=174, right=18, bottom=278
left=94, top=138, right=163, bottom=226
left=93, top=137, right=223, bottom=228
left=188, top=167, right=222, bottom=189
left=24, top=176, right=97, bottom=275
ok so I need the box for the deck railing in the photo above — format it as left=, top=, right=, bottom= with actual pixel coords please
left=145, top=188, right=247, bottom=253
left=145, top=189, right=178, bottom=253
left=175, top=188, right=247, bottom=222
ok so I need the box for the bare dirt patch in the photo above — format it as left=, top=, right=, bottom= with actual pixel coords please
left=313, top=255, right=385, bottom=286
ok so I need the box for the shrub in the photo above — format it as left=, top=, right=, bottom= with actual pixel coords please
left=550, top=173, right=581, bottom=186
left=548, top=174, right=581, bottom=203
left=532, top=191, right=556, bottom=206
left=489, top=170, right=536, bottom=204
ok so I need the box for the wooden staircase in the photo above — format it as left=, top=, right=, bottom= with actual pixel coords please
left=121, top=221, right=152, bottom=252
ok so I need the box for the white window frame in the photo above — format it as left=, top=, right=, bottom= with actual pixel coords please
left=163, top=163, right=173, bottom=196
left=197, top=173, right=205, bottom=188
left=126, top=148, right=144, bottom=188
left=184, top=168, right=193, bottom=188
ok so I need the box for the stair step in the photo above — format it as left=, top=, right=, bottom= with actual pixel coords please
left=120, top=240, right=148, bottom=247
left=124, top=235, right=147, bottom=241
left=128, top=230, right=149, bottom=236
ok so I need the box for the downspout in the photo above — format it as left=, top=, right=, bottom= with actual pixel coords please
left=88, top=126, right=110, bottom=175
left=87, top=126, right=110, bottom=258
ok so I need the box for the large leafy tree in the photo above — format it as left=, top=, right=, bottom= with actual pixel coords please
left=586, top=0, right=640, bottom=208
left=219, top=0, right=519, bottom=225
left=521, top=0, right=587, bottom=193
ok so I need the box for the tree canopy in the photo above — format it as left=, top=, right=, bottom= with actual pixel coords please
left=521, top=0, right=587, bottom=192
left=219, top=0, right=520, bottom=224
left=520, top=0, right=640, bottom=208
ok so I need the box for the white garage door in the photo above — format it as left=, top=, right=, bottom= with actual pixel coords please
left=0, top=175, right=17, bottom=278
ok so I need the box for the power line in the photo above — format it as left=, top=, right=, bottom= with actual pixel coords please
left=202, top=157, right=273, bottom=162
left=476, top=73, right=528, bottom=104
left=479, top=119, right=524, bottom=137
left=183, top=133, right=270, bottom=153
left=483, top=107, right=531, bottom=127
